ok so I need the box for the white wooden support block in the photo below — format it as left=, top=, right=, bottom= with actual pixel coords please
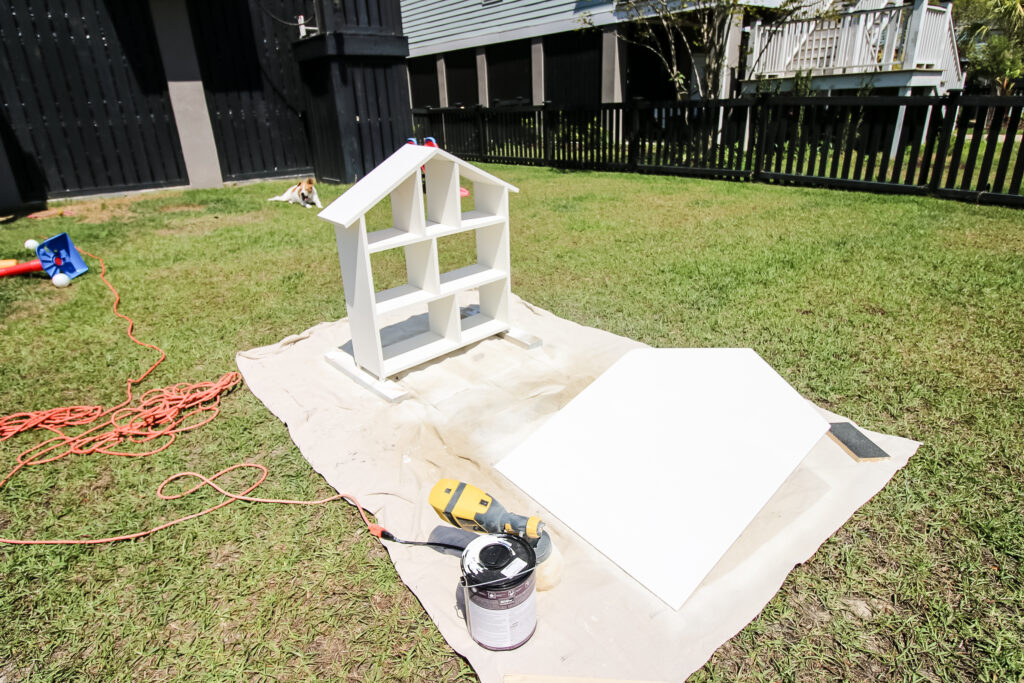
left=501, top=327, right=543, bottom=350
left=324, top=350, right=410, bottom=403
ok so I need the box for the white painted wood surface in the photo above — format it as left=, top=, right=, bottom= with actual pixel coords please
left=319, top=146, right=520, bottom=381
left=319, top=145, right=516, bottom=229
left=496, top=348, right=831, bottom=610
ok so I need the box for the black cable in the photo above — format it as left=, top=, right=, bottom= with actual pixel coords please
left=379, top=530, right=466, bottom=553
left=252, top=0, right=313, bottom=27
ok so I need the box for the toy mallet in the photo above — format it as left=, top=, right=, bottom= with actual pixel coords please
left=0, top=232, right=89, bottom=287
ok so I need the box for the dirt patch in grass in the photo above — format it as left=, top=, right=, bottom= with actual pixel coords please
left=209, top=542, right=242, bottom=569
left=3, top=283, right=74, bottom=322
left=943, top=223, right=1024, bottom=254
left=159, top=204, right=205, bottom=214
left=24, top=191, right=190, bottom=225
left=838, top=595, right=894, bottom=622
left=309, top=632, right=352, bottom=673
left=162, top=618, right=199, bottom=652
left=78, top=470, right=114, bottom=504
left=154, top=210, right=263, bottom=237
left=32, top=197, right=139, bottom=224
left=791, top=592, right=832, bottom=628
left=848, top=635, right=897, bottom=679
left=215, top=617, right=248, bottom=648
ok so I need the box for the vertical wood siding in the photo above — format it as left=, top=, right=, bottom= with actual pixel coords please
left=544, top=29, right=601, bottom=106
left=486, top=39, right=531, bottom=105
left=408, top=55, right=439, bottom=108
left=0, top=0, right=187, bottom=199
left=445, top=48, right=478, bottom=107
left=187, top=0, right=314, bottom=181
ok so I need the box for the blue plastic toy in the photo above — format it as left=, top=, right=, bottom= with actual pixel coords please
left=36, top=232, right=89, bottom=280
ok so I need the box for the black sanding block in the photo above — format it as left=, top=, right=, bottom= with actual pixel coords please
left=828, top=422, right=890, bottom=461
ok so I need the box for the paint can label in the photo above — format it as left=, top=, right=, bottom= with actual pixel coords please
left=466, top=575, right=537, bottom=650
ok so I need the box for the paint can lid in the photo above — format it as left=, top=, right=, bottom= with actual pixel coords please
left=461, top=533, right=536, bottom=591
left=480, top=542, right=513, bottom=569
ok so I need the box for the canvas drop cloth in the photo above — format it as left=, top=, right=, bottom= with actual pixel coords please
left=236, top=294, right=920, bottom=683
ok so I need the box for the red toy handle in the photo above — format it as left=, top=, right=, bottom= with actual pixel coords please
left=0, top=259, right=43, bottom=277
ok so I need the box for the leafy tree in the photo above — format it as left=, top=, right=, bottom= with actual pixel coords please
left=955, top=0, right=1024, bottom=93
left=990, top=0, right=1024, bottom=35
left=967, top=34, right=1024, bottom=93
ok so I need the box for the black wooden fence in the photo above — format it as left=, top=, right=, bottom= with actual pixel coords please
left=188, top=0, right=314, bottom=182
left=0, top=0, right=410, bottom=209
left=187, top=0, right=409, bottom=184
left=413, top=94, right=1024, bottom=208
left=0, top=0, right=187, bottom=202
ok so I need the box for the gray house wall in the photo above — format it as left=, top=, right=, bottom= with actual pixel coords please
left=402, top=0, right=617, bottom=57
left=401, top=0, right=748, bottom=108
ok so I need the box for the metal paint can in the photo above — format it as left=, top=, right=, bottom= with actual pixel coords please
left=460, top=533, right=537, bottom=650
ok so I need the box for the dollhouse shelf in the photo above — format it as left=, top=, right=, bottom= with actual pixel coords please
left=318, top=145, right=519, bottom=384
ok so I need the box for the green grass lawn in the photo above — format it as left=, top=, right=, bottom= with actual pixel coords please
left=1, top=168, right=1022, bottom=681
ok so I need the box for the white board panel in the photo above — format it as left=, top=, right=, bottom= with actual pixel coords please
left=496, top=348, right=830, bottom=610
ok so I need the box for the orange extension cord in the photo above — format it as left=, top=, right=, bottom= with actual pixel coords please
left=0, top=251, right=381, bottom=546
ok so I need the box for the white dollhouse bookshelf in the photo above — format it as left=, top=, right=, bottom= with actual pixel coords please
left=318, top=145, right=529, bottom=398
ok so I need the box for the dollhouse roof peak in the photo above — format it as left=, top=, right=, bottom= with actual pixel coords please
left=318, top=145, right=519, bottom=229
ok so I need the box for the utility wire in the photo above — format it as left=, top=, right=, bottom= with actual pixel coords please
left=252, top=0, right=315, bottom=27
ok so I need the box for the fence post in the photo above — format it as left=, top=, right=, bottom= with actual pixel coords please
left=543, top=103, right=554, bottom=166
left=476, top=104, right=488, bottom=162
left=753, top=94, right=769, bottom=181
left=627, top=98, right=642, bottom=171
left=929, top=89, right=960, bottom=192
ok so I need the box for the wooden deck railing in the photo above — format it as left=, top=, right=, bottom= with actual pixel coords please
left=750, top=5, right=911, bottom=78
left=747, top=1, right=962, bottom=93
